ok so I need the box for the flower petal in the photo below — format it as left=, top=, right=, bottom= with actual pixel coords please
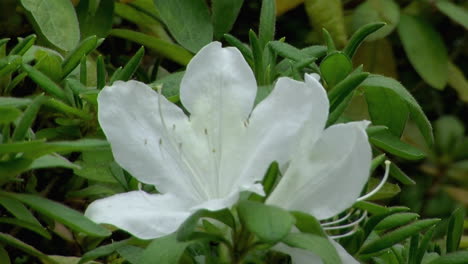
left=267, top=121, right=372, bottom=219
left=85, top=191, right=192, bottom=239
left=98, top=81, right=203, bottom=199
left=218, top=76, right=329, bottom=195
left=275, top=239, right=359, bottom=264
left=180, top=41, right=257, bottom=121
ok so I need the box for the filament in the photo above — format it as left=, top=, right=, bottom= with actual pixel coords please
left=321, top=211, right=353, bottom=227
left=356, top=160, right=391, bottom=202
left=323, top=211, right=367, bottom=231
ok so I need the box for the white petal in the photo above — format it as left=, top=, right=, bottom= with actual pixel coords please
left=218, top=77, right=329, bottom=195
left=178, top=42, right=258, bottom=200
left=275, top=240, right=359, bottom=264
left=180, top=41, right=257, bottom=121
left=98, top=81, right=204, bottom=200
left=267, top=121, right=372, bottom=219
left=85, top=191, right=192, bottom=239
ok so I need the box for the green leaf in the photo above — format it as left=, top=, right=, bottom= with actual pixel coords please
left=365, top=177, right=401, bottom=200
left=447, top=62, right=468, bottom=102
left=360, top=219, right=440, bottom=254
left=320, top=52, right=352, bottom=88
left=9, top=35, right=36, bottom=56
left=116, top=245, right=143, bottom=264
left=375, top=213, right=419, bottom=231
left=434, top=115, right=465, bottom=155
left=328, top=70, right=369, bottom=113
left=212, top=0, right=244, bottom=39
left=361, top=75, right=434, bottom=146
left=0, top=196, right=41, bottom=225
left=344, top=22, right=385, bottom=59
left=77, top=0, right=115, bottom=38
left=290, top=211, right=327, bottom=237
left=0, top=192, right=111, bottom=237
left=11, top=95, right=46, bottom=142
left=140, top=233, right=189, bottom=264
left=22, top=64, right=68, bottom=101
left=0, top=217, right=50, bottom=239
left=447, top=208, right=465, bottom=253
left=29, top=154, right=80, bottom=170
left=0, top=107, right=21, bottom=124
left=304, top=0, right=347, bottom=47
left=110, top=29, right=192, bottom=65
left=20, top=0, right=80, bottom=51
left=436, top=1, right=468, bottom=29
left=369, top=128, right=425, bottom=160
left=177, top=208, right=235, bottom=241
left=398, top=15, right=448, bottom=89
left=0, top=55, right=22, bottom=78
left=259, top=0, right=276, bottom=46
left=154, top=0, right=212, bottom=53
left=61, top=36, right=98, bottom=79
left=79, top=239, right=130, bottom=264
left=237, top=200, right=294, bottom=243
left=352, top=0, right=400, bottom=41
left=388, top=162, right=415, bottom=185
left=0, top=158, right=33, bottom=185
left=269, top=41, right=305, bottom=61
left=427, top=251, right=468, bottom=264
left=365, top=85, right=409, bottom=137
left=0, top=97, right=31, bottom=108
left=282, top=233, right=341, bottom=264
left=0, top=233, right=57, bottom=264
left=415, top=226, right=435, bottom=264
left=0, top=246, right=10, bottom=264
left=113, top=46, right=145, bottom=82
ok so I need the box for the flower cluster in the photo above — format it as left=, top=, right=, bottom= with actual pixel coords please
left=85, top=42, right=374, bottom=263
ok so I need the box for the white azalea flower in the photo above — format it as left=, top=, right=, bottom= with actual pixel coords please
left=264, top=74, right=373, bottom=263
left=85, top=42, right=325, bottom=239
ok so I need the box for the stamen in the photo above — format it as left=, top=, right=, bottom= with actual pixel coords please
left=356, top=160, right=391, bottom=202
left=321, top=211, right=353, bottom=227
left=329, top=229, right=358, bottom=240
left=322, top=211, right=367, bottom=231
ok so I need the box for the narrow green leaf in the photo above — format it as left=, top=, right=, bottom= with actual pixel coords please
left=0, top=218, right=50, bottom=239
left=259, top=0, right=276, bottom=46
left=11, top=95, right=46, bottom=141
left=375, top=213, right=419, bottom=231
left=154, top=0, right=212, bottom=52
left=0, top=97, right=31, bottom=108
left=447, top=61, right=468, bottom=103
left=354, top=201, right=390, bottom=215
left=0, top=233, right=57, bottom=264
left=398, top=15, right=448, bottom=89
left=0, top=158, right=33, bottom=185
left=0, top=192, right=111, bottom=237
left=389, top=162, right=415, bottom=185
left=22, top=65, right=67, bottom=101
left=44, top=97, right=92, bottom=120
left=371, top=154, right=386, bottom=174
left=80, top=56, right=87, bottom=85
left=9, top=35, right=36, bottom=56
left=427, top=251, right=468, bottom=264
left=361, top=75, right=434, bottom=146
left=96, top=55, right=106, bottom=89
left=269, top=41, right=304, bottom=61
left=110, top=29, right=192, bottom=65
left=212, top=0, right=244, bottom=39
left=322, top=28, right=336, bottom=53
left=0, top=107, right=21, bottom=124
left=320, top=52, right=353, bottom=87
left=414, top=226, right=435, bottom=264
left=20, top=0, right=79, bottom=51
left=237, top=200, right=294, bottom=243
left=447, top=208, right=465, bottom=253
left=249, top=30, right=264, bottom=84
left=140, top=233, right=189, bottom=264
left=0, top=246, right=10, bottom=264
left=344, top=22, right=385, bottom=58
left=114, top=46, right=145, bottom=82
left=0, top=55, right=22, bottom=78
left=224, top=34, right=254, bottom=63
left=29, top=154, right=80, bottom=170
left=61, top=36, right=98, bottom=79
left=79, top=239, right=130, bottom=264
left=328, top=70, right=369, bottom=112
left=282, top=233, right=341, bottom=264
left=436, top=1, right=468, bottom=29
left=360, top=219, right=440, bottom=254
left=369, top=128, right=425, bottom=160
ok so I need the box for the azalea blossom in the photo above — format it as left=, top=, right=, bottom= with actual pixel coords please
left=264, top=73, right=375, bottom=263
left=84, top=42, right=325, bottom=239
